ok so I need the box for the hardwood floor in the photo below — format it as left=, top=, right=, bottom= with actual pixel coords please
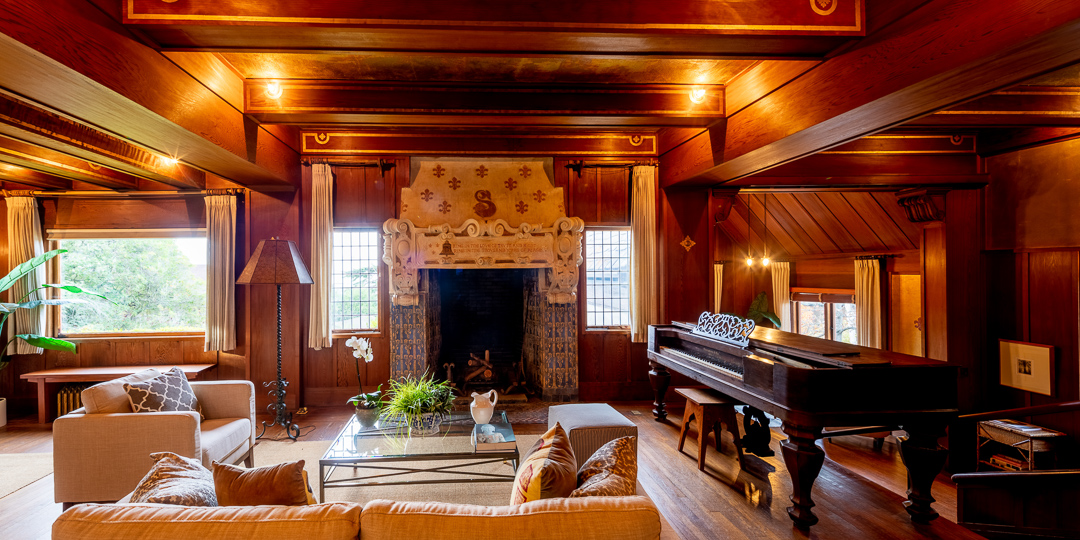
left=0, top=404, right=983, bottom=540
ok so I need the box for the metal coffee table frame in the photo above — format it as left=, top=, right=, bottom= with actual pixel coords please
left=319, top=410, right=519, bottom=501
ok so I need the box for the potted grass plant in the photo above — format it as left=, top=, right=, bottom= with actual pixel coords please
left=379, top=373, right=455, bottom=436
left=0, top=249, right=109, bottom=426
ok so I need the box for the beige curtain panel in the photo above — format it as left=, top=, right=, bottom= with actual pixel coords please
left=854, top=258, right=882, bottom=348
left=713, top=263, right=724, bottom=313
left=204, top=195, right=237, bottom=352
left=630, top=165, right=659, bottom=343
left=770, top=262, right=792, bottom=332
left=6, top=197, right=45, bottom=354
left=308, top=163, right=334, bottom=350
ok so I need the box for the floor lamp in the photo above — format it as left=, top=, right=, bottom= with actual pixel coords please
left=237, top=237, right=313, bottom=441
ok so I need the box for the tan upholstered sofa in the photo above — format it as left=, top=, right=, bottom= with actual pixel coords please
left=52, top=496, right=662, bottom=540
left=53, top=373, right=256, bottom=506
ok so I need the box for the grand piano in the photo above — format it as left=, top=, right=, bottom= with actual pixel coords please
left=647, top=312, right=959, bottom=530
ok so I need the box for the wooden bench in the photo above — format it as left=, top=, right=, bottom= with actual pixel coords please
left=20, top=364, right=215, bottom=423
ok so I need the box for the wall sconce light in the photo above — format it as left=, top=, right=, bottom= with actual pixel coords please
left=266, top=81, right=283, bottom=99
left=689, top=87, right=707, bottom=104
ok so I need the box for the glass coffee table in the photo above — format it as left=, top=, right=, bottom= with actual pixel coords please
left=318, top=410, right=519, bottom=502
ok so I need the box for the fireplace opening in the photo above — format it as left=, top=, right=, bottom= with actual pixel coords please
left=430, top=268, right=528, bottom=394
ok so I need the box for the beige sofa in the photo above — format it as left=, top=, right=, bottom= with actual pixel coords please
left=53, top=377, right=256, bottom=506
left=52, top=496, right=661, bottom=540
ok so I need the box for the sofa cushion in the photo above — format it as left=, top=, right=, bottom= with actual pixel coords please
left=509, top=422, right=577, bottom=505
left=361, top=496, right=662, bottom=540
left=52, top=502, right=362, bottom=540
left=212, top=460, right=313, bottom=506
left=199, top=418, right=251, bottom=467
left=571, top=436, right=637, bottom=498
left=129, top=452, right=217, bottom=506
left=125, top=367, right=203, bottom=420
left=81, top=368, right=161, bottom=414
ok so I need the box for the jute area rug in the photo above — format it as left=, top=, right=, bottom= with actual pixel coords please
left=255, top=435, right=539, bottom=506
left=0, top=453, right=52, bottom=498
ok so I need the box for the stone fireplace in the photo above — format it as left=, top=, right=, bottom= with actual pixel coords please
left=383, top=159, right=582, bottom=400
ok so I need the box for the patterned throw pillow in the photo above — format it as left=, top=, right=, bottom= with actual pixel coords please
left=570, top=435, right=638, bottom=498
left=130, top=452, right=217, bottom=506
left=212, top=460, right=317, bottom=506
left=124, top=367, right=203, bottom=420
left=509, top=422, right=577, bottom=505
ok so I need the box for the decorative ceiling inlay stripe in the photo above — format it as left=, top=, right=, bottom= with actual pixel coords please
left=300, top=132, right=658, bottom=156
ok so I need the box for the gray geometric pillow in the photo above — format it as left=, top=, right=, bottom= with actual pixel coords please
left=124, top=367, right=203, bottom=420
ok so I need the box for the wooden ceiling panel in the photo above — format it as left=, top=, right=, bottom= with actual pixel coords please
left=221, top=54, right=758, bottom=86
left=747, top=194, right=804, bottom=258
left=870, top=191, right=922, bottom=248
left=772, top=193, right=839, bottom=253
left=718, top=192, right=923, bottom=257
left=841, top=192, right=915, bottom=251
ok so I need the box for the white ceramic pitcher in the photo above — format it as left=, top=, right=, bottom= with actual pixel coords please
left=470, top=390, right=497, bottom=425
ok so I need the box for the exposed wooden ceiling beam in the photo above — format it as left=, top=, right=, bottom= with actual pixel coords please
left=659, top=1, right=1080, bottom=188
left=245, top=81, right=723, bottom=126
left=908, top=87, right=1080, bottom=127
left=725, top=175, right=988, bottom=189
left=0, top=1, right=298, bottom=190
left=0, top=162, right=71, bottom=190
left=117, top=0, right=860, bottom=58
left=0, top=135, right=141, bottom=190
left=0, top=92, right=204, bottom=189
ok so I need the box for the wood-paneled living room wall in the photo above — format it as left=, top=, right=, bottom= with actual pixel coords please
left=0, top=150, right=654, bottom=417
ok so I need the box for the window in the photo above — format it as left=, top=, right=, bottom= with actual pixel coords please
left=332, top=229, right=380, bottom=331
left=584, top=228, right=631, bottom=328
left=792, top=290, right=857, bottom=344
left=59, top=236, right=207, bottom=334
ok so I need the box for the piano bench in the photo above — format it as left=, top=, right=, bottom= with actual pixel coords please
left=548, top=403, right=638, bottom=463
left=674, top=387, right=745, bottom=472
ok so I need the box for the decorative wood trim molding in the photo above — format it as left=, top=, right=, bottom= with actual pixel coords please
left=895, top=188, right=949, bottom=223
left=710, top=188, right=739, bottom=224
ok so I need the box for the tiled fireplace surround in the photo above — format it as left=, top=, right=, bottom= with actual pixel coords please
left=388, top=268, right=579, bottom=401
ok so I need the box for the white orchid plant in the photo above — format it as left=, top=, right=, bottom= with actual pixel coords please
left=345, top=336, right=381, bottom=409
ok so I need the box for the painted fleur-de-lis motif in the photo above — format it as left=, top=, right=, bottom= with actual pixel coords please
left=420, top=189, right=434, bottom=201
left=504, top=177, right=517, bottom=190
left=438, top=201, right=452, bottom=214
left=515, top=200, right=529, bottom=214
left=533, top=190, right=546, bottom=203
left=475, top=164, right=488, bottom=178
left=448, top=177, right=461, bottom=190
left=432, top=164, right=446, bottom=178
left=519, top=165, right=532, bottom=178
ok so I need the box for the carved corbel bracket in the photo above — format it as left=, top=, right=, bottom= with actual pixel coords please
left=896, top=188, right=949, bottom=223
left=710, top=188, right=740, bottom=224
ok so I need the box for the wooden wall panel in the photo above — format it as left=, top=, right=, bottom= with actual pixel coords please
left=986, top=136, right=1080, bottom=250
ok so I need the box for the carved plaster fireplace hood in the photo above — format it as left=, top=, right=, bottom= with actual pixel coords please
left=382, top=159, right=584, bottom=305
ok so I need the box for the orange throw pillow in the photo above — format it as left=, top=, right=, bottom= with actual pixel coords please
left=510, top=422, right=577, bottom=505
left=212, top=460, right=316, bottom=506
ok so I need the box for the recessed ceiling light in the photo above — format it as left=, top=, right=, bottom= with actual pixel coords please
left=266, top=81, right=283, bottom=99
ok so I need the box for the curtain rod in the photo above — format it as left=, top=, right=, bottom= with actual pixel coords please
left=565, top=160, right=657, bottom=174
left=1, top=188, right=246, bottom=198
left=302, top=158, right=396, bottom=173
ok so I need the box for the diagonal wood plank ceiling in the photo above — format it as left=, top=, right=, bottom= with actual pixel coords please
left=722, top=192, right=921, bottom=259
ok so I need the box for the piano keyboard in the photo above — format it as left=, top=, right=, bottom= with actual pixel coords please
left=660, top=346, right=744, bottom=381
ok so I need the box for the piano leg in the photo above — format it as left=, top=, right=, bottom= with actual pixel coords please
left=648, top=361, right=670, bottom=420
left=781, top=423, right=825, bottom=529
left=897, top=422, right=948, bottom=523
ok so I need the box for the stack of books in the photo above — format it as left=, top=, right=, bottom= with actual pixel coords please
left=472, top=420, right=516, bottom=452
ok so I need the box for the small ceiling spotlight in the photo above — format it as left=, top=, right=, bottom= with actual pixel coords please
left=266, top=81, right=283, bottom=99
left=162, top=155, right=179, bottom=166
left=689, top=87, right=707, bottom=104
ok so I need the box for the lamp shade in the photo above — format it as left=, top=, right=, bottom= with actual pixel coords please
left=236, top=238, right=314, bottom=285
